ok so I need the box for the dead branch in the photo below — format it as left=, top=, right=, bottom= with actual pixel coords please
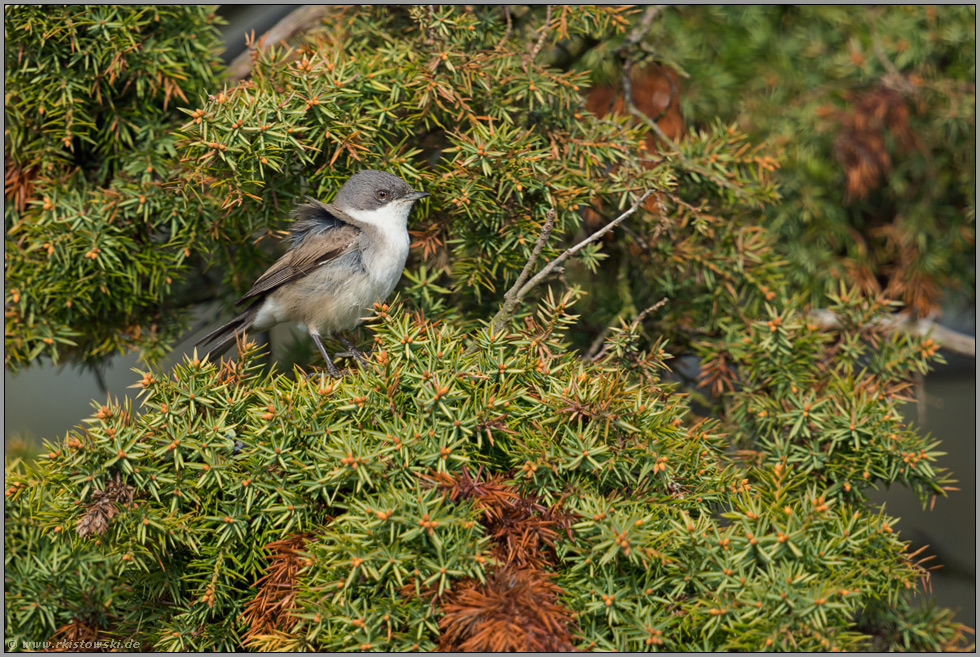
left=590, top=297, right=669, bottom=362
left=620, top=56, right=752, bottom=202
left=489, top=191, right=654, bottom=334
left=619, top=5, right=665, bottom=53
left=810, top=308, right=975, bottom=358
left=528, top=5, right=553, bottom=62
left=227, top=5, right=333, bottom=82
left=495, top=209, right=556, bottom=331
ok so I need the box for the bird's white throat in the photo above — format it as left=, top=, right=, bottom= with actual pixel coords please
left=344, top=200, right=412, bottom=293
left=344, top=200, right=413, bottom=232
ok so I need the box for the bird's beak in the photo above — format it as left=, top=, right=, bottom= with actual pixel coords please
left=405, top=190, right=430, bottom=201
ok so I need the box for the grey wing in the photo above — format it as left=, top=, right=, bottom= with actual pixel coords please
left=235, top=222, right=361, bottom=306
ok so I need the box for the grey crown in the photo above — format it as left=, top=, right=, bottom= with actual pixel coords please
left=333, top=169, right=416, bottom=212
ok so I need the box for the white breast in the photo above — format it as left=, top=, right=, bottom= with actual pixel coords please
left=345, top=202, right=412, bottom=299
left=254, top=201, right=412, bottom=336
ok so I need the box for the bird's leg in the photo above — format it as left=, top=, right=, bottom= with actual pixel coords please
left=308, top=329, right=341, bottom=377
left=337, top=334, right=369, bottom=367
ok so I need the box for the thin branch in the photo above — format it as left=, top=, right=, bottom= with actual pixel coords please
left=517, top=191, right=653, bottom=300
left=227, top=5, right=333, bottom=82
left=489, top=209, right=555, bottom=335
left=528, top=5, right=553, bottom=62
left=870, top=22, right=916, bottom=95
left=810, top=309, right=975, bottom=358
left=489, top=191, right=654, bottom=333
left=502, top=210, right=556, bottom=309
left=618, top=5, right=664, bottom=53
left=584, top=323, right=615, bottom=361
left=629, top=296, right=669, bottom=332
left=590, top=297, right=668, bottom=362
left=496, top=6, right=513, bottom=51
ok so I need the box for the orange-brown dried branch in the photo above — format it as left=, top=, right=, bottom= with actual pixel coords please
left=833, top=86, right=915, bottom=202
left=698, top=350, right=739, bottom=398
left=409, top=223, right=448, bottom=261
left=437, top=566, right=576, bottom=652
left=241, top=532, right=314, bottom=645
left=420, top=469, right=581, bottom=650
left=581, top=63, right=682, bottom=233
left=422, top=467, right=575, bottom=568
left=4, top=155, right=38, bottom=213
left=75, top=474, right=136, bottom=538
left=43, top=617, right=116, bottom=653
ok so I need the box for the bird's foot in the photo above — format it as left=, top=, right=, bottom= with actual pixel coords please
left=337, top=336, right=371, bottom=367
left=322, top=358, right=343, bottom=378
left=309, top=330, right=343, bottom=377
left=335, top=349, right=370, bottom=367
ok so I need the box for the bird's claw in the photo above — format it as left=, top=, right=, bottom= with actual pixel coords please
left=335, top=348, right=370, bottom=367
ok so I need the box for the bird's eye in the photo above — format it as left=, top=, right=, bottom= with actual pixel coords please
left=376, top=190, right=388, bottom=201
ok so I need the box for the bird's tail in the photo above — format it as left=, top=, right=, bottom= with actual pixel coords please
left=196, top=305, right=260, bottom=360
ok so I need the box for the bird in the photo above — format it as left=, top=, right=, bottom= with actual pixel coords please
left=197, top=169, right=429, bottom=375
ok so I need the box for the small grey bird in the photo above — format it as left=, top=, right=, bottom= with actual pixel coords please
left=198, top=170, right=429, bottom=375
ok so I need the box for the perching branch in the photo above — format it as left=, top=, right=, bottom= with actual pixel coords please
left=489, top=191, right=654, bottom=334
left=227, top=5, right=333, bottom=82
left=810, top=309, right=975, bottom=358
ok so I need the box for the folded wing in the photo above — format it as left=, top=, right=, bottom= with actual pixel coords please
left=235, top=200, right=361, bottom=306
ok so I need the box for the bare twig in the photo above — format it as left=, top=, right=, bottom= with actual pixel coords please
left=590, top=297, right=668, bottom=361
left=528, top=5, right=553, bottom=62
left=497, top=6, right=513, bottom=50
left=618, top=5, right=665, bottom=53
left=227, top=5, right=333, bottom=82
left=489, top=191, right=654, bottom=333
left=503, top=210, right=556, bottom=310
left=810, top=309, right=975, bottom=358
left=870, top=23, right=916, bottom=95
left=629, top=296, right=669, bottom=332
left=517, top=191, right=653, bottom=300
left=584, top=324, right=616, bottom=361
left=488, top=210, right=555, bottom=335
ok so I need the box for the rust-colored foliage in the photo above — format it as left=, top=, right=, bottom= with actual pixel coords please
left=423, top=468, right=579, bottom=652
left=241, top=532, right=314, bottom=645
left=698, top=350, right=738, bottom=398
left=581, top=64, right=682, bottom=232
left=828, top=86, right=948, bottom=314
left=75, top=475, right=136, bottom=538
left=43, top=617, right=113, bottom=652
left=423, top=467, right=574, bottom=568
left=586, top=63, right=686, bottom=144
left=409, top=222, right=448, bottom=263
left=4, top=155, right=38, bottom=213
left=437, top=566, right=576, bottom=652
left=833, top=87, right=915, bottom=202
